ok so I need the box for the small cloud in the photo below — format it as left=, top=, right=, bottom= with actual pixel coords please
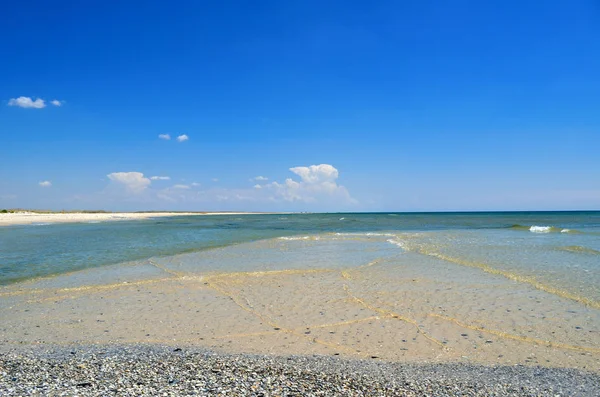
left=251, top=176, right=268, bottom=182
left=172, top=184, right=190, bottom=189
left=39, top=181, right=52, bottom=187
left=150, top=176, right=170, bottom=181
left=8, top=96, right=46, bottom=109
left=212, top=178, right=219, bottom=182
left=50, top=99, right=63, bottom=106
left=107, top=172, right=151, bottom=194
left=254, top=184, right=262, bottom=189
left=176, top=134, right=189, bottom=142
left=191, top=182, right=201, bottom=187
left=159, top=134, right=171, bottom=140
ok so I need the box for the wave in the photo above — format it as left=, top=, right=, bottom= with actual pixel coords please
left=278, top=236, right=320, bottom=241
left=559, top=246, right=600, bottom=255
left=530, top=225, right=560, bottom=233
left=386, top=239, right=407, bottom=250
left=509, top=224, right=579, bottom=234
left=334, top=232, right=396, bottom=237
left=399, top=242, right=600, bottom=310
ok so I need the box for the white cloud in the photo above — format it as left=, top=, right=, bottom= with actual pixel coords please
left=50, top=99, right=63, bottom=106
left=251, top=176, right=268, bottom=182
left=8, top=97, right=46, bottom=109
left=176, top=134, right=189, bottom=142
left=212, top=178, right=219, bottom=182
left=266, top=164, right=355, bottom=204
left=159, top=134, right=171, bottom=140
left=150, top=176, right=170, bottom=181
left=289, top=164, right=338, bottom=184
left=107, top=172, right=151, bottom=194
left=95, top=164, right=353, bottom=210
left=150, top=165, right=354, bottom=208
left=39, top=181, right=52, bottom=187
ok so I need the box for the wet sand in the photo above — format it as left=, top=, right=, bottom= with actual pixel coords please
left=1, top=234, right=598, bottom=373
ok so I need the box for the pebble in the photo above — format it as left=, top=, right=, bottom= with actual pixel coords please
left=0, top=345, right=598, bottom=396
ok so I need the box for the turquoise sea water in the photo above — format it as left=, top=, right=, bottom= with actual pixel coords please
left=1, top=212, right=599, bottom=306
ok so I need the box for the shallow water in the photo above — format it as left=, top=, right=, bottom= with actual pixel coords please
left=1, top=212, right=599, bottom=370
left=1, top=212, right=599, bottom=287
left=1, top=212, right=599, bottom=301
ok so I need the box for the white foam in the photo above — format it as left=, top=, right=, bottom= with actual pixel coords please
left=561, top=229, right=570, bottom=233
left=387, top=239, right=407, bottom=250
left=334, top=232, right=395, bottom=237
left=339, top=217, right=345, bottom=220
left=278, top=235, right=320, bottom=241
left=529, top=226, right=552, bottom=233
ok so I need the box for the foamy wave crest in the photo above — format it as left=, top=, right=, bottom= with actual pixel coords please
left=529, top=225, right=572, bottom=233
left=386, top=239, right=407, bottom=250
left=278, top=236, right=320, bottom=241
left=334, top=232, right=396, bottom=237
left=530, top=226, right=553, bottom=233
left=560, top=245, right=600, bottom=255
left=510, top=224, right=578, bottom=234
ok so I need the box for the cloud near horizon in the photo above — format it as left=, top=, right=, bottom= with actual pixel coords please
left=97, top=164, right=354, bottom=210
left=267, top=164, right=354, bottom=204
left=39, top=181, right=52, bottom=187
left=8, top=97, right=46, bottom=109
left=150, top=176, right=170, bottom=180
left=158, top=134, right=171, bottom=140
left=107, top=172, right=151, bottom=194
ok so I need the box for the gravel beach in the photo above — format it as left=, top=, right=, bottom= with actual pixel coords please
left=1, top=345, right=598, bottom=396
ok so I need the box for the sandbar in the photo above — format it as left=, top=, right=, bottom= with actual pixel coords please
left=0, top=211, right=261, bottom=227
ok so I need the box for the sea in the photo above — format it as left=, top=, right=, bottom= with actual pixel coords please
left=1, top=211, right=598, bottom=308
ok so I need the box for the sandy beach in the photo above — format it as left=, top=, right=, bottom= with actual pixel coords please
left=2, top=214, right=599, bottom=395
left=0, top=212, right=258, bottom=227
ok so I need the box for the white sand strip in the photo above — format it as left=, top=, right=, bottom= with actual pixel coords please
left=0, top=212, right=258, bottom=226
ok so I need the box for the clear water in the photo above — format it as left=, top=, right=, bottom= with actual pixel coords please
left=1, top=212, right=599, bottom=307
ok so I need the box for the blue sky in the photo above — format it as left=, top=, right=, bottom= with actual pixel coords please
left=1, top=0, right=599, bottom=211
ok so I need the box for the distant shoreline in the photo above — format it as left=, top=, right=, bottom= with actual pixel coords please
left=0, top=211, right=271, bottom=227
